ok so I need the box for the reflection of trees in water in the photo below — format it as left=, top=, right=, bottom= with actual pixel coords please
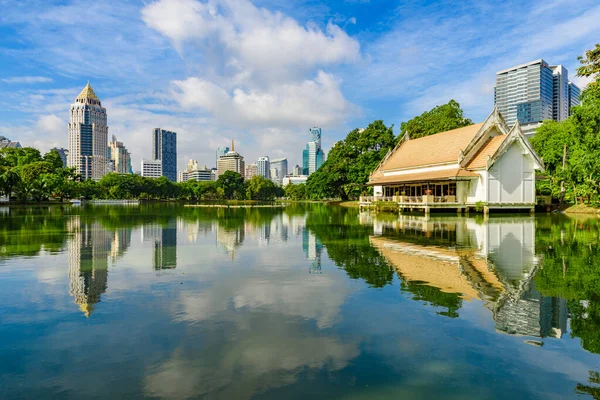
left=535, top=216, right=600, bottom=354
left=576, top=371, right=600, bottom=399
left=306, top=205, right=394, bottom=288
left=400, top=281, right=462, bottom=318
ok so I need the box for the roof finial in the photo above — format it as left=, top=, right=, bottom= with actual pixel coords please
left=231, top=139, right=235, bottom=152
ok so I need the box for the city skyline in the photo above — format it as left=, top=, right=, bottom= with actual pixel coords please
left=0, top=0, right=597, bottom=172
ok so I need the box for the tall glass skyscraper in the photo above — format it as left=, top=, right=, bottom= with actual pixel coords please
left=67, top=83, right=108, bottom=180
left=257, top=156, right=271, bottom=178
left=495, top=59, right=580, bottom=135
left=302, top=127, right=325, bottom=175
left=152, top=128, right=177, bottom=181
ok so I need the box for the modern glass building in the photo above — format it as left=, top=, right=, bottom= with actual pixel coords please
left=495, top=59, right=580, bottom=135
left=152, top=128, right=177, bottom=181
left=302, top=127, right=325, bottom=175
left=568, top=82, right=581, bottom=114
left=216, top=146, right=229, bottom=167
left=270, top=158, right=288, bottom=185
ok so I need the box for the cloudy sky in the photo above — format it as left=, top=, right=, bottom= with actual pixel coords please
left=0, top=0, right=598, bottom=171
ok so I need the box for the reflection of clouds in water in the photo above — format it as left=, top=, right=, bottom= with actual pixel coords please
left=144, top=318, right=359, bottom=400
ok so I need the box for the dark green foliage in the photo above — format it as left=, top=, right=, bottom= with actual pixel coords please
left=284, top=183, right=306, bottom=200
left=399, top=99, right=473, bottom=140
left=306, top=120, right=396, bottom=200
left=216, top=171, right=245, bottom=200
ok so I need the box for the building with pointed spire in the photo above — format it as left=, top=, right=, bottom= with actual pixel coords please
left=217, top=140, right=245, bottom=178
left=67, top=82, right=109, bottom=180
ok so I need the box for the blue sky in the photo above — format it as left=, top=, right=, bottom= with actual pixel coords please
left=0, top=0, right=598, bottom=170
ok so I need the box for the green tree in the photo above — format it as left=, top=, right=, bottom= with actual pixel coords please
left=399, top=99, right=473, bottom=140
left=216, top=171, right=245, bottom=200
left=0, top=147, right=42, bottom=167
left=43, top=149, right=65, bottom=170
left=245, top=176, right=277, bottom=200
left=577, top=43, right=600, bottom=94
left=306, top=120, right=396, bottom=200
left=284, top=183, right=306, bottom=200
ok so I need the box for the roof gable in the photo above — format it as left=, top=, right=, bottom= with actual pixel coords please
left=488, top=121, right=545, bottom=171
left=374, top=123, right=483, bottom=172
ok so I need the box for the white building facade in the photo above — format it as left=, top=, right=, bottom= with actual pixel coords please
left=141, top=158, right=162, bottom=178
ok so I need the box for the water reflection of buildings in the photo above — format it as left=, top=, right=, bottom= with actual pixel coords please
left=142, top=219, right=177, bottom=270
left=216, top=225, right=245, bottom=258
left=303, top=228, right=323, bottom=274
left=67, top=217, right=132, bottom=317
left=367, top=214, right=567, bottom=339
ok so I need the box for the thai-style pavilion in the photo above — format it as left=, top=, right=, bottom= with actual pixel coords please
left=365, top=107, right=544, bottom=213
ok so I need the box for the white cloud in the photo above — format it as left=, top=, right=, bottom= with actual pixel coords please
left=1, top=76, right=53, bottom=84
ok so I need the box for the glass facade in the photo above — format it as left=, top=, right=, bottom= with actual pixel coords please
left=302, top=127, right=326, bottom=176
left=152, top=129, right=177, bottom=182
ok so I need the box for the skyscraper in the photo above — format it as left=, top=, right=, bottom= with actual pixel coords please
left=217, top=140, right=245, bottom=177
left=216, top=146, right=229, bottom=167
left=568, top=81, right=581, bottom=114
left=270, top=158, right=288, bottom=185
left=245, top=164, right=258, bottom=178
left=302, top=127, right=325, bottom=175
left=152, top=128, right=177, bottom=181
left=67, top=82, right=109, bottom=180
left=495, top=60, right=580, bottom=135
left=257, top=156, right=270, bottom=178
left=108, top=135, right=132, bottom=174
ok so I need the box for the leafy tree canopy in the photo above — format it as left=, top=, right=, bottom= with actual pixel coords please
left=399, top=99, right=473, bottom=140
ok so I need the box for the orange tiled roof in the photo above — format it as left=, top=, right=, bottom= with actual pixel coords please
left=465, top=135, right=507, bottom=169
left=378, top=123, right=484, bottom=171
left=367, top=167, right=478, bottom=185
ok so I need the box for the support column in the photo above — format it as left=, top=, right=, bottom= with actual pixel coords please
left=424, top=206, right=430, bottom=216
left=530, top=207, right=535, bottom=215
left=457, top=208, right=463, bottom=215
left=483, top=206, right=490, bottom=216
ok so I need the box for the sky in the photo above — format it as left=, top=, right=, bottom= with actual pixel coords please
left=0, top=0, right=598, bottom=171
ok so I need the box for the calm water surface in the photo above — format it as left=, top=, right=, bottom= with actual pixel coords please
left=1, top=204, right=600, bottom=399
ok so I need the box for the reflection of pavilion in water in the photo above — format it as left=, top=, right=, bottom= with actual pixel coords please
left=368, top=215, right=567, bottom=339
left=142, top=219, right=177, bottom=270
left=303, top=228, right=323, bottom=274
left=67, top=217, right=132, bottom=317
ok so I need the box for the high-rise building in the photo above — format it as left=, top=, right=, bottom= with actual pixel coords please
left=108, top=135, right=132, bottom=174
left=245, top=163, right=258, bottom=179
left=217, top=140, right=245, bottom=177
left=67, top=82, right=109, bottom=180
left=257, top=156, right=270, bottom=178
left=216, top=146, right=229, bottom=167
left=152, top=128, right=177, bottom=181
left=293, top=164, right=302, bottom=176
left=141, top=158, right=162, bottom=178
left=568, top=81, right=581, bottom=114
left=270, top=158, right=288, bottom=185
left=0, top=135, right=22, bottom=149
left=302, top=127, right=325, bottom=175
left=50, top=147, right=68, bottom=167
left=495, top=60, right=580, bottom=135
left=179, top=159, right=212, bottom=182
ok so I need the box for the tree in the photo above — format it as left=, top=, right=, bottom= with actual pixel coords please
left=43, top=150, right=64, bottom=170
left=0, top=147, right=42, bottom=167
left=399, top=99, right=473, bottom=140
left=216, top=171, right=245, bottom=200
left=245, top=176, right=277, bottom=200
left=577, top=44, right=600, bottom=94
left=284, top=183, right=306, bottom=200
left=306, top=120, right=396, bottom=200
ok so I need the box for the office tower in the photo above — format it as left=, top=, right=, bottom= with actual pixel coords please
left=108, top=135, right=132, bottom=174
left=293, top=164, right=302, bottom=176
left=302, top=228, right=323, bottom=274
left=141, top=158, right=162, bottom=178
left=270, top=158, right=288, bottom=185
left=154, top=219, right=177, bottom=270
left=179, top=159, right=212, bottom=182
left=67, top=217, right=111, bottom=317
left=211, top=168, right=217, bottom=181
left=257, top=156, right=270, bottom=178
left=568, top=81, right=581, bottom=114
left=50, top=147, right=69, bottom=167
left=495, top=60, right=580, bottom=135
left=245, top=163, right=258, bottom=179
left=67, top=82, right=109, bottom=180
left=217, top=140, right=245, bottom=177
left=302, top=127, right=325, bottom=175
left=152, top=128, right=177, bottom=181
left=216, top=146, right=229, bottom=167
left=0, top=135, right=21, bottom=149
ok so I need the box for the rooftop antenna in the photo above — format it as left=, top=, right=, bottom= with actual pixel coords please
left=231, top=139, right=235, bottom=152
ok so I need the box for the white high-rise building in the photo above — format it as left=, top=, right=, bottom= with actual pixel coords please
left=67, top=82, right=109, bottom=180
left=257, top=156, right=270, bottom=178
left=216, top=140, right=245, bottom=178
left=245, top=164, right=258, bottom=179
left=108, top=135, right=132, bottom=174
left=179, top=159, right=212, bottom=182
left=141, top=158, right=162, bottom=178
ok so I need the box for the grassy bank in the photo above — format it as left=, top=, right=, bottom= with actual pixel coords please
left=563, top=204, right=600, bottom=214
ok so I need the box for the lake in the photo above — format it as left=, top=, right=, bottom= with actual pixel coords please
left=1, top=204, right=599, bottom=399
